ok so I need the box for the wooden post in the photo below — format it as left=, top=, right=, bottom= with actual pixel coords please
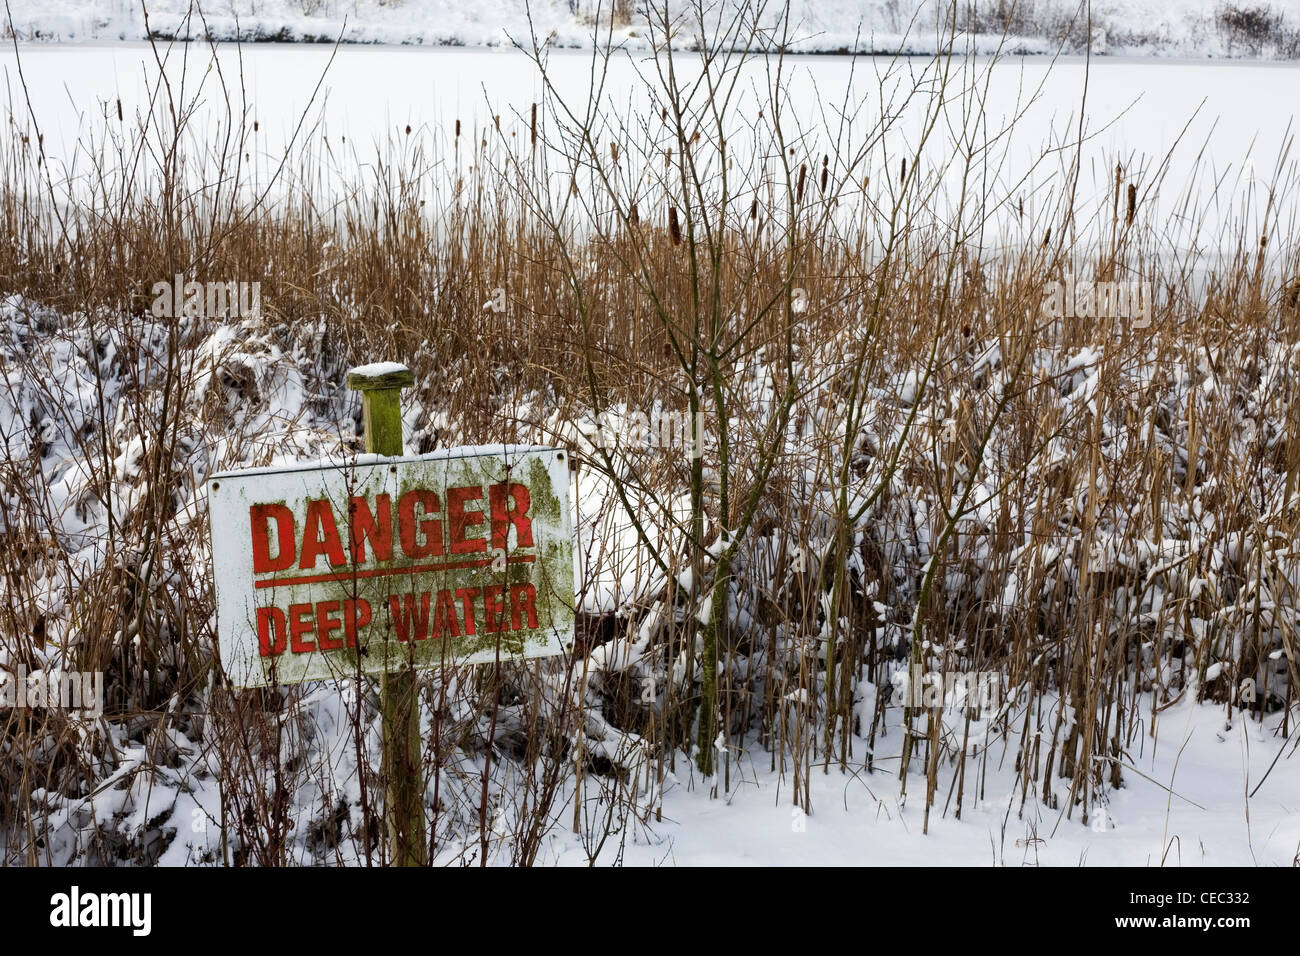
left=347, top=363, right=426, bottom=867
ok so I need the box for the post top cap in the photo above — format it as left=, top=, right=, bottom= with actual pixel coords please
left=347, top=362, right=415, bottom=391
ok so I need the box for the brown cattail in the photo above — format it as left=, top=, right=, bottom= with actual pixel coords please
left=629, top=202, right=639, bottom=225
left=1283, top=277, right=1300, bottom=310
left=796, top=163, right=807, bottom=203
left=665, top=147, right=672, bottom=169
left=116, top=98, right=122, bottom=122
left=819, top=155, right=828, bottom=194
left=530, top=103, right=537, bottom=147
left=610, top=141, right=619, bottom=165
left=668, top=205, right=681, bottom=245
left=900, top=157, right=907, bottom=183
left=455, top=119, right=461, bottom=138
left=750, top=198, right=759, bottom=220
left=405, top=124, right=411, bottom=135
left=1126, top=183, right=1137, bottom=225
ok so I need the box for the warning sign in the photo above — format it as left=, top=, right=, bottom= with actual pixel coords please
left=208, top=447, right=573, bottom=688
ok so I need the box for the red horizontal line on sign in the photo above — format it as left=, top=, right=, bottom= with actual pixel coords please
left=254, top=554, right=536, bottom=590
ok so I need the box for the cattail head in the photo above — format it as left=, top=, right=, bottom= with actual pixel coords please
left=1283, top=278, right=1300, bottom=310
left=668, top=205, right=681, bottom=245
left=455, top=119, right=461, bottom=138
left=750, top=198, right=759, bottom=220
left=1126, top=183, right=1137, bottom=225
left=530, top=103, right=537, bottom=148
left=819, top=155, right=829, bottom=195
left=610, top=141, right=619, bottom=165
left=796, top=163, right=807, bottom=203
left=629, top=202, right=639, bottom=225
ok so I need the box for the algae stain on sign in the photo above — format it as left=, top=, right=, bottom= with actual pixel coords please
left=208, top=447, right=574, bottom=689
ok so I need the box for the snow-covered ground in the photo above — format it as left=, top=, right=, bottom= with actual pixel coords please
left=550, top=700, right=1300, bottom=866
left=141, top=686, right=1300, bottom=866
left=5, top=0, right=1300, bottom=57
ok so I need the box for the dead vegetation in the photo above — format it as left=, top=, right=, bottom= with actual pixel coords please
left=0, top=1, right=1297, bottom=864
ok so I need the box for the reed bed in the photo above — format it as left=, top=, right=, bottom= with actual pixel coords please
left=0, top=2, right=1297, bottom=864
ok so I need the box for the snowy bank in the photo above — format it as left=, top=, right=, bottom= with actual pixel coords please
left=6, top=0, right=1300, bottom=58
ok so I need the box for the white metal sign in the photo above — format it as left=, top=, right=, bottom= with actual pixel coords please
left=207, top=447, right=574, bottom=688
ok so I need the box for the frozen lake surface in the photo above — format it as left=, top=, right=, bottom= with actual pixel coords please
left=4, top=44, right=1296, bottom=228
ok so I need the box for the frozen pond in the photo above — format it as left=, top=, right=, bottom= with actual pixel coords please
left=2, top=43, right=1296, bottom=240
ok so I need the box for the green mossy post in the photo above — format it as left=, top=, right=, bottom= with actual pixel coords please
left=347, top=364, right=425, bottom=867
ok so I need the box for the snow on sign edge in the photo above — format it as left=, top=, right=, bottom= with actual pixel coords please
left=208, top=445, right=560, bottom=480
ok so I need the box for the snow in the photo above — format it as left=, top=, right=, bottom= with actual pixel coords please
left=341, top=691, right=1300, bottom=866
left=52, top=664, right=1290, bottom=867
left=209, top=445, right=561, bottom=479
left=347, top=360, right=409, bottom=377
left=6, top=1, right=1300, bottom=58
